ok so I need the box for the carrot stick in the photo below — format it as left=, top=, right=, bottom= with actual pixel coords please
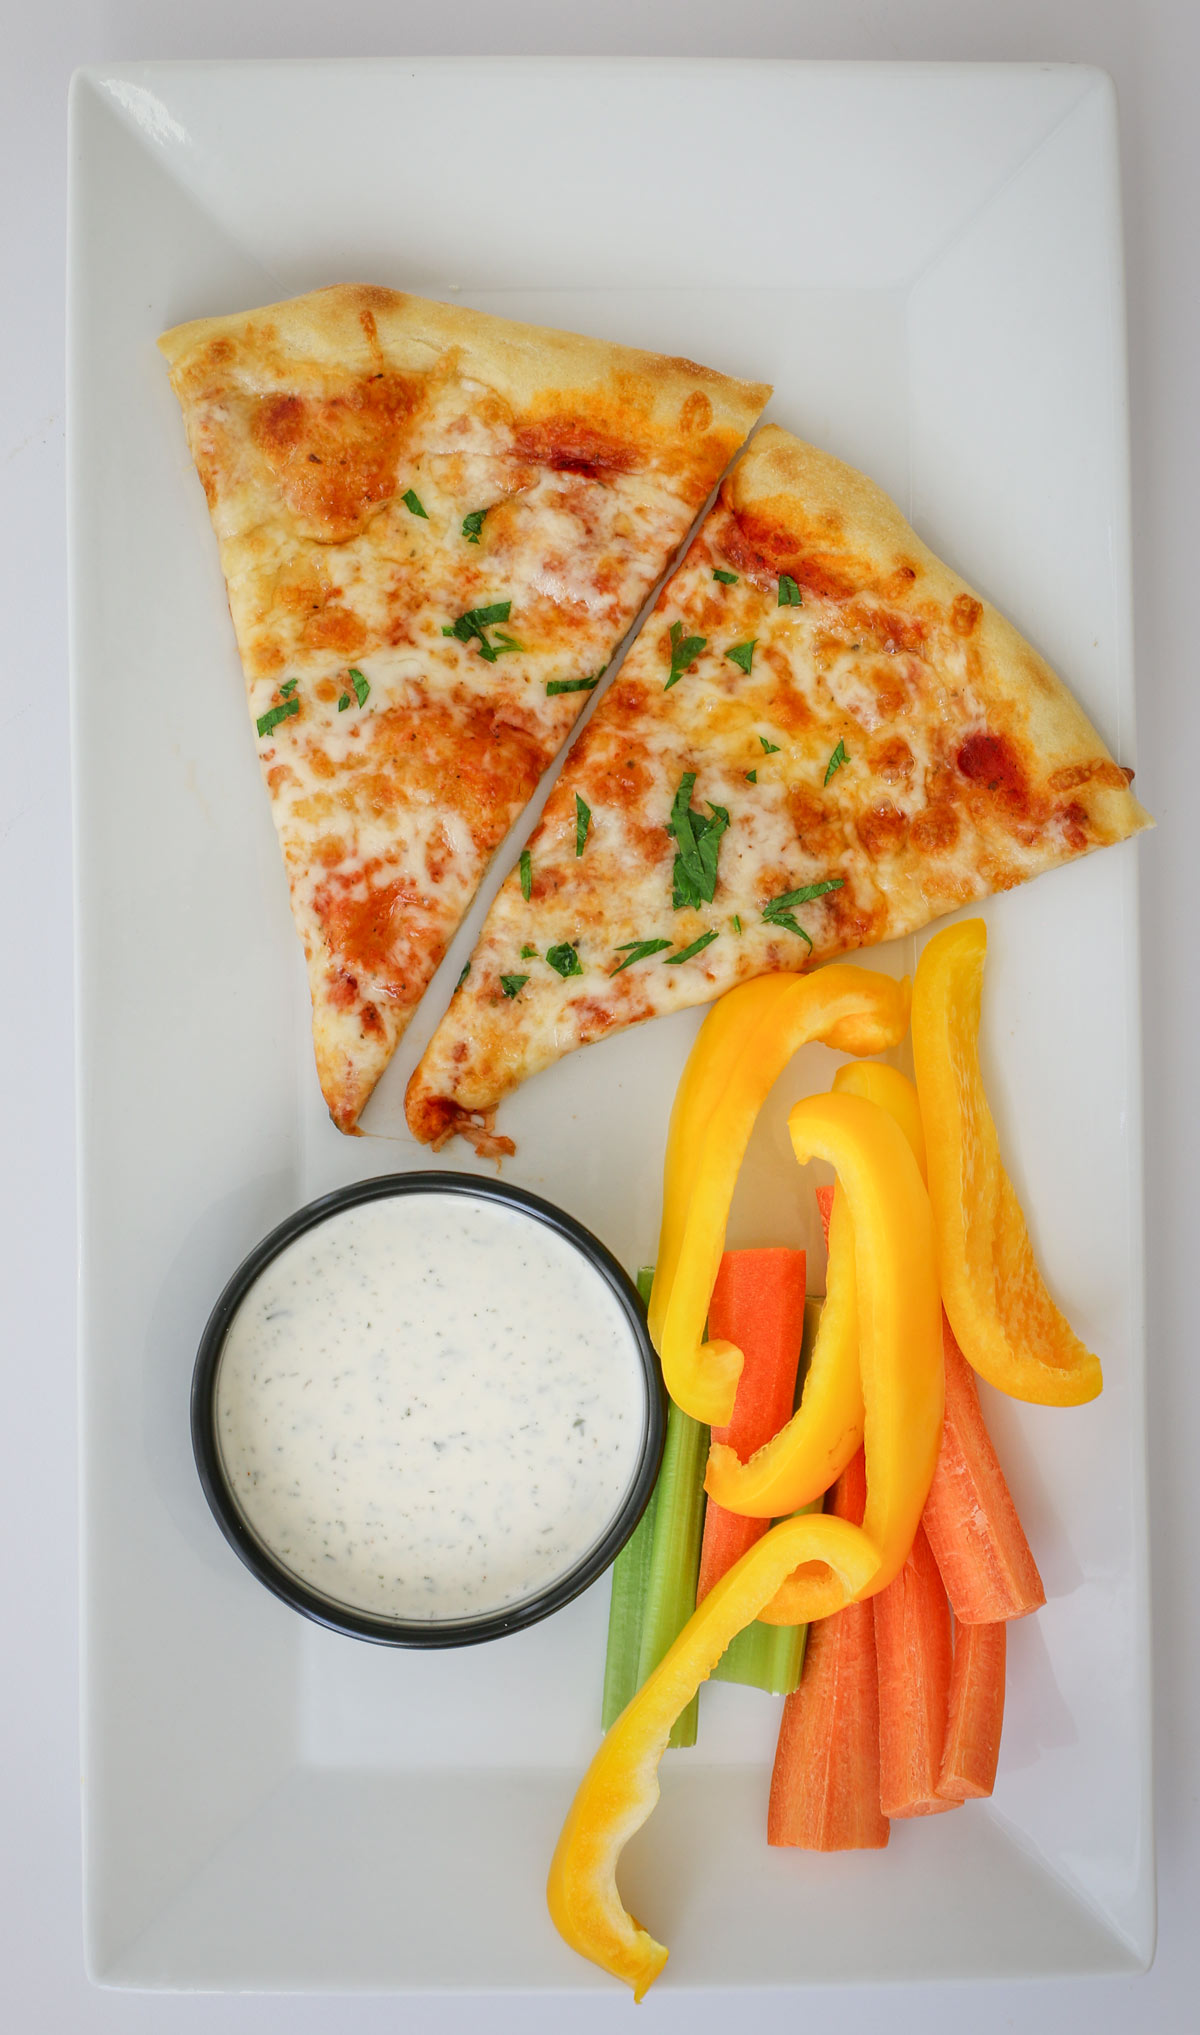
left=922, top=1314, right=1045, bottom=1624
left=695, top=1248, right=807, bottom=1604
left=768, top=1449, right=889, bottom=1850
left=768, top=1449, right=886, bottom=1845
left=873, top=1520, right=959, bottom=1817
left=938, top=1619, right=1007, bottom=1800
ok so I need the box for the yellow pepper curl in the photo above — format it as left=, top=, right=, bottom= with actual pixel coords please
left=649, top=966, right=911, bottom=1427
left=757, top=1089, right=943, bottom=1625
left=546, top=1514, right=880, bottom=1999
left=832, top=1059, right=927, bottom=1177
left=704, top=1062, right=928, bottom=1521
left=704, top=1168, right=862, bottom=1517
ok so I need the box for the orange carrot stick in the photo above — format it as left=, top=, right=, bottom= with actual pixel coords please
left=695, top=1248, right=807, bottom=1603
left=938, top=1619, right=1006, bottom=1800
left=768, top=1449, right=889, bottom=1850
left=874, top=1521, right=958, bottom=1817
left=922, top=1315, right=1045, bottom=1623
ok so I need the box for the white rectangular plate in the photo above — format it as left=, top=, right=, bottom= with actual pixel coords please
left=69, top=58, right=1152, bottom=1991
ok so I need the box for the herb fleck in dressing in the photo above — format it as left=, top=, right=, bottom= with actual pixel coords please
left=215, top=1194, right=646, bottom=1622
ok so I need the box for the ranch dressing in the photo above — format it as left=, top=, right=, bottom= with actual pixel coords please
left=214, top=1192, right=647, bottom=1622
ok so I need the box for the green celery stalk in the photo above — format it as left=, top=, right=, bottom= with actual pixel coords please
left=599, top=1268, right=663, bottom=1727
left=600, top=1268, right=709, bottom=1746
left=602, top=1286, right=667, bottom=1733
left=600, top=1494, right=660, bottom=1726
left=634, top=1392, right=708, bottom=1748
left=710, top=1499, right=822, bottom=1695
left=711, top=1610, right=810, bottom=1696
left=709, top=1298, right=827, bottom=1697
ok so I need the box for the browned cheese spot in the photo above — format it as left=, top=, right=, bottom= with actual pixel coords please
left=251, top=372, right=423, bottom=542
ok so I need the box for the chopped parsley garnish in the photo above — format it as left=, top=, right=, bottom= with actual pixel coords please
left=546, top=666, right=605, bottom=697
left=611, top=938, right=672, bottom=974
left=402, top=488, right=428, bottom=519
left=456, top=963, right=470, bottom=989
left=500, top=974, right=529, bottom=998
left=520, top=944, right=537, bottom=959
left=256, top=698, right=300, bottom=738
left=824, top=739, right=850, bottom=784
left=461, top=509, right=488, bottom=544
left=667, top=771, right=730, bottom=910
left=733, top=914, right=743, bottom=933
left=761, top=877, right=845, bottom=947
left=337, top=693, right=350, bottom=711
left=665, top=929, right=719, bottom=966
left=348, top=667, right=370, bottom=708
left=759, top=735, right=781, bottom=754
left=664, top=619, right=708, bottom=690
left=712, top=567, right=739, bottom=584
left=745, top=769, right=757, bottom=783
left=442, top=600, right=520, bottom=662
left=575, top=794, right=591, bottom=857
left=725, top=639, right=757, bottom=676
left=519, top=848, right=533, bottom=902
left=778, top=574, right=803, bottom=607
left=546, top=942, right=583, bottom=978
left=278, top=678, right=299, bottom=699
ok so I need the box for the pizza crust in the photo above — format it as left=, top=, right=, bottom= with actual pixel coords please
left=159, top=283, right=770, bottom=488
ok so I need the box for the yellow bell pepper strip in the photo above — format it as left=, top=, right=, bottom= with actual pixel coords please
left=705, top=1071, right=931, bottom=1524
left=546, top=1513, right=880, bottom=1999
left=650, top=966, right=911, bottom=1427
left=911, top=919, right=1103, bottom=1406
left=646, top=974, right=790, bottom=1353
left=832, top=1059, right=927, bottom=1179
left=756, top=1091, right=943, bottom=1625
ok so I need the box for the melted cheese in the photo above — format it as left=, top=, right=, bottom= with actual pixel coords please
left=407, top=496, right=1137, bottom=1145
left=164, top=294, right=766, bottom=1129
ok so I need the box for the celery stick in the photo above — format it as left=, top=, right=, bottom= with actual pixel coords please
left=602, top=1279, right=662, bottom=1739
left=635, top=1403, right=708, bottom=1746
left=710, top=1498, right=821, bottom=1695
left=628, top=1270, right=709, bottom=1748
left=711, top=1612, right=809, bottom=1696
left=600, top=1268, right=666, bottom=1730
left=601, top=1499, right=659, bottom=1726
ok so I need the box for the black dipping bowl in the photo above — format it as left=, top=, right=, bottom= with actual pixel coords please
left=191, top=1171, right=665, bottom=1648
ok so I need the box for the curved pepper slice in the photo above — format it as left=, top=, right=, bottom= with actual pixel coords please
left=911, top=919, right=1102, bottom=1406
left=546, top=1513, right=880, bottom=1998
left=705, top=1062, right=928, bottom=1519
left=650, top=966, right=911, bottom=1426
left=757, top=1090, right=943, bottom=1625
left=705, top=1177, right=861, bottom=1517
left=646, top=974, right=789, bottom=1353
left=832, top=1059, right=927, bottom=1179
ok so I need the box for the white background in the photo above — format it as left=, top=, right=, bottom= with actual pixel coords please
left=2, top=2, right=1195, bottom=2030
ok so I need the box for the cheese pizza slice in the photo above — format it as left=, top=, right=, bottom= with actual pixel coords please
left=159, top=286, right=769, bottom=1130
left=406, top=425, right=1150, bottom=1153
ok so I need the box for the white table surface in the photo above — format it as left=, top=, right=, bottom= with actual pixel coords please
left=3, top=2, right=1195, bottom=2029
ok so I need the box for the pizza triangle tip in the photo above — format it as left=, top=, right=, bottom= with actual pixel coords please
left=162, top=284, right=769, bottom=1131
